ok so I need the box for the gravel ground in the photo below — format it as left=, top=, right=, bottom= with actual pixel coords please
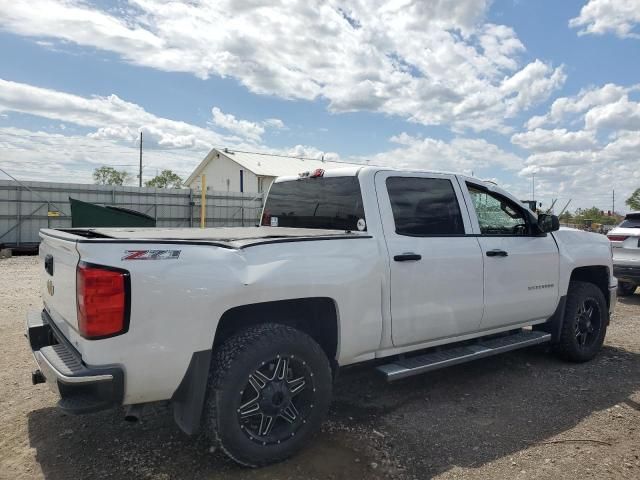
left=1, top=255, right=639, bottom=480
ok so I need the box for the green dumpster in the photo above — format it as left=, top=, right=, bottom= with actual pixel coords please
left=70, top=197, right=156, bottom=228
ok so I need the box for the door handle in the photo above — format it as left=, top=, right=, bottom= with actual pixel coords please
left=486, top=249, right=508, bottom=257
left=394, top=253, right=422, bottom=262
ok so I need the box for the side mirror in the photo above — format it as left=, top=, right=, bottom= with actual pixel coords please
left=538, top=213, right=560, bottom=233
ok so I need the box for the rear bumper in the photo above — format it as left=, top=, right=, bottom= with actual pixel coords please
left=25, top=309, right=124, bottom=414
left=614, top=264, right=640, bottom=284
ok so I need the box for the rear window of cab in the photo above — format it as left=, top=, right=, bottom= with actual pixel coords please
left=262, top=176, right=366, bottom=231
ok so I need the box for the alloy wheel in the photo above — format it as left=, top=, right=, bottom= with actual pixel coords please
left=236, top=355, right=314, bottom=445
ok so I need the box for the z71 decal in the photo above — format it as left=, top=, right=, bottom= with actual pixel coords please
left=122, top=250, right=181, bottom=260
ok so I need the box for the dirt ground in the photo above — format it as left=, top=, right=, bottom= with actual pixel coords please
left=1, top=255, right=639, bottom=480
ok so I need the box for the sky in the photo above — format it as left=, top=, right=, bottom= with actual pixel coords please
left=0, top=0, right=639, bottom=212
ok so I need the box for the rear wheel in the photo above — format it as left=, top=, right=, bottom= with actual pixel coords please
left=555, top=281, right=608, bottom=362
left=203, top=323, right=332, bottom=467
left=617, top=281, right=637, bottom=297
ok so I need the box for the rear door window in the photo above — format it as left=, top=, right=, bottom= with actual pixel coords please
left=262, top=176, right=365, bottom=231
left=385, top=177, right=465, bottom=236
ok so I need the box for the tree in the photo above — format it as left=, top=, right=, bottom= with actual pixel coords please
left=93, top=166, right=130, bottom=185
left=145, top=169, right=183, bottom=189
left=626, top=188, right=640, bottom=211
left=572, top=206, right=620, bottom=226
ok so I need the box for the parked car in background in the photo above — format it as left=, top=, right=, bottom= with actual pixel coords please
left=608, top=212, right=640, bottom=296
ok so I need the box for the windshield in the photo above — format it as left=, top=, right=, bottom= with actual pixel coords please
left=620, top=215, right=640, bottom=228
left=262, top=176, right=366, bottom=231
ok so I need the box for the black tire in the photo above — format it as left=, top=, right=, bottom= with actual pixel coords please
left=617, top=281, right=637, bottom=297
left=555, top=281, right=608, bottom=362
left=202, top=323, right=332, bottom=467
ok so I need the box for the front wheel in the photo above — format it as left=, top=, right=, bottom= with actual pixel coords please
left=555, top=281, right=608, bottom=362
left=203, top=323, right=332, bottom=467
left=617, top=281, right=637, bottom=297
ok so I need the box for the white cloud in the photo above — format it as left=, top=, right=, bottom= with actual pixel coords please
left=570, top=0, right=640, bottom=39
left=0, top=77, right=235, bottom=150
left=0, top=0, right=565, bottom=132
left=511, top=128, right=597, bottom=152
left=350, top=132, right=523, bottom=175
left=263, top=118, right=286, bottom=130
left=0, top=127, right=199, bottom=183
left=516, top=82, right=640, bottom=211
left=0, top=78, right=281, bottom=183
left=209, top=107, right=286, bottom=142
left=283, top=145, right=340, bottom=162
left=522, top=150, right=597, bottom=168
left=210, top=107, right=264, bottom=142
left=525, top=83, right=634, bottom=129
left=501, top=60, right=567, bottom=117
left=584, top=97, right=640, bottom=131
left=0, top=79, right=326, bottom=183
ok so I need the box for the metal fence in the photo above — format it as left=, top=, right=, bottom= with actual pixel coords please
left=0, top=180, right=264, bottom=246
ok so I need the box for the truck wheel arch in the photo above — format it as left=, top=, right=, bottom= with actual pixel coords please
left=171, top=297, right=339, bottom=436
left=537, top=265, right=611, bottom=343
left=568, top=265, right=611, bottom=310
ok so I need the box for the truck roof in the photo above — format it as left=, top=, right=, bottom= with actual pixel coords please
left=274, top=165, right=488, bottom=185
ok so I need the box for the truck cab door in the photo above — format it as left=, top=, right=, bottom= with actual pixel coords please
left=462, top=181, right=560, bottom=329
left=375, top=171, right=485, bottom=347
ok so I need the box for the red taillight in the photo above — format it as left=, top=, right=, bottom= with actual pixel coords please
left=77, top=263, right=129, bottom=339
left=607, top=235, right=628, bottom=242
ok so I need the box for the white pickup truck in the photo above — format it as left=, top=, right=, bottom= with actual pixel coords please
left=26, top=166, right=617, bottom=466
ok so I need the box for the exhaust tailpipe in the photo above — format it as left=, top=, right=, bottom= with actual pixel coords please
left=124, top=404, right=144, bottom=422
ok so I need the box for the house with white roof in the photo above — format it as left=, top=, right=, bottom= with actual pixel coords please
left=185, top=148, right=361, bottom=194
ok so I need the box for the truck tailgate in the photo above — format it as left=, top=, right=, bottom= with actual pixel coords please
left=40, top=232, right=80, bottom=330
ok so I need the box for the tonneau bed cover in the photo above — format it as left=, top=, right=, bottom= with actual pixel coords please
left=43, top=226, right=370, bottom=249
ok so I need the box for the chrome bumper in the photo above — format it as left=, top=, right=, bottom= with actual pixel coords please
left=25, top=309, right=123, bottom=414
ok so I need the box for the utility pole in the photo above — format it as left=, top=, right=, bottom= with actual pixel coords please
left=558, top=199, right=572, bottom=217
left=612, top=189, right=615, bottom=215
left=139, top=131, right=143, bottom=187
left=531, top=174, right=535, bottom=201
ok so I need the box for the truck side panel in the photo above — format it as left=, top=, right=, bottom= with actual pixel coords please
left=74, top=237, right=382, bottom=404
left=553, top=228, right=616, bottom=296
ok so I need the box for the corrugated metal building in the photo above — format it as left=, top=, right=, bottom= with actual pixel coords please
left=0, top=179, right=262, bottom=246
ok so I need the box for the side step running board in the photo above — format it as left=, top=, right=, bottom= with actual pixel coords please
left=377, top=330, right=551, bottom=381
